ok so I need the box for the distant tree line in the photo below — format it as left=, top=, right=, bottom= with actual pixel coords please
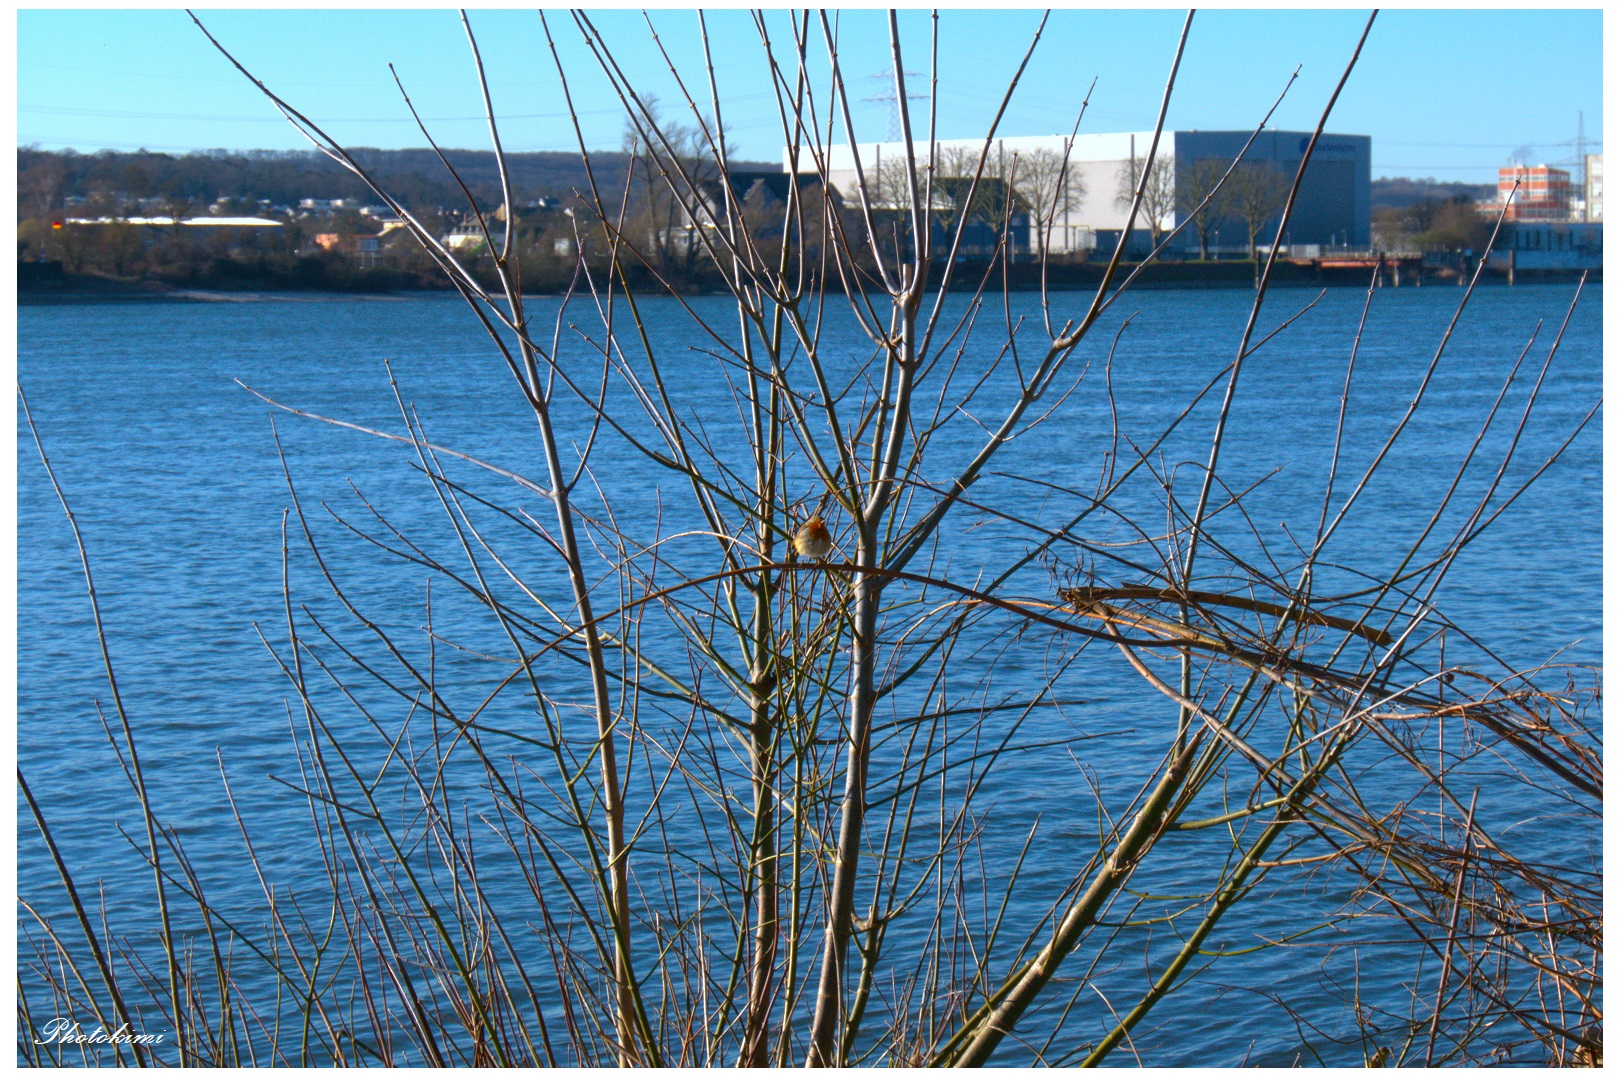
left=16, top=144, right=781, bottom=292
left=1372, top=197, right=1491, bottom=253
left=17, top=146, right=658, bottom=218
left=1369, top=176, right=1495, bottom=210
left=17, top=210, right=445, bottom=292
left=1368, top=177, right=1496, bottom=253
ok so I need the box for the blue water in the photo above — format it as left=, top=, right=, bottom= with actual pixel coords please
left=18, top=283, right=1601, bottom=1065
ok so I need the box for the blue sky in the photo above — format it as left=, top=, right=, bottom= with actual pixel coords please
left=16, top=8, right=1603, bottom=182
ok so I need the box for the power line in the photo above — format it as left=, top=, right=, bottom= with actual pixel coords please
left=1377, top=139, right=1602, bottom=149
left=19, top=60, right=561, bottom=93
left=20, top=91, right=776, bottom=127
left=19, top=103, right=625, bottom=124
left=1378, top=163, right=1541, bottom=170
left=18, top=134, right=632, bottom=155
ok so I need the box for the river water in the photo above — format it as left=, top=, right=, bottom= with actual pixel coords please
left=18, top=283, right=1600, bottom=1065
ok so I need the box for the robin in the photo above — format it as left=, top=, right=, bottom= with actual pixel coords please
left=791, top=515, right=833, bottom=561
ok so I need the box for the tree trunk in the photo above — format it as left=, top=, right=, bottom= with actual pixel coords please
left=737, top=661, right=780, bottom=1066
left=805, top=546, right=879, bottom=1067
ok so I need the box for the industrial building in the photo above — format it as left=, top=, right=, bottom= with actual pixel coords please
left=788, top=129, right=1372, bottom=257
left=1460, top=154, right=1603, bottom=271
left=1479, top=157, right=1605, bottom=226
left=1494, top=220, right=1602, bottom=270
left=1481, top=164, right=1574, bottom=222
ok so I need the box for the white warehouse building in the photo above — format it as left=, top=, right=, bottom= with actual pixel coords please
left=787, top=129, right=1371, bottom=256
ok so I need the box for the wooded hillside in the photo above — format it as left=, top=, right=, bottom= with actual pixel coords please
left=18, top=146, right=776, bottom=216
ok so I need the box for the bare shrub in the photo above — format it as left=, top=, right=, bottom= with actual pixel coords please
left=19, top=10, right=1599, bottom=1068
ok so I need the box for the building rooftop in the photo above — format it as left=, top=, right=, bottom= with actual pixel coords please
left=65, top=216, right=284, bottom=226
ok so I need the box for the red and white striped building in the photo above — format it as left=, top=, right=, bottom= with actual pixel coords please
left=1480, top=164, right=1573, bottom=222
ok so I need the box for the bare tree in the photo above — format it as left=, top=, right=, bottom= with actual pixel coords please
left=901, top=142, right=1028, bottom=260
left=865, top=157, right=911, bottom=211
left=1177, top=156, right=1233, bottom=260
left=18, top=155, right=68, bottom=222
left=623, top=96, right=725, bottom=279
left=1115, top=152, right=1176, bottom=253
left=1228, top=160, right=1289, bottom=258
left=931, top=143, right=992, bottom=253
left=975, top=145, right=1025, bottom=257
left=1015, top=146, right=1085, bottom=259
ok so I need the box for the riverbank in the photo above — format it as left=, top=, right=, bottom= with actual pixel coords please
left=19, top=256, right=1598, bottom=303
left=17, top=260, right=429, bottom=304
left=18, top=262, right=187, bottom=304
left=956, top=259, right=1599, bottom=290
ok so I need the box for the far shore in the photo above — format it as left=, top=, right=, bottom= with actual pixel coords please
left=19, top=258, right=1599, bottom=305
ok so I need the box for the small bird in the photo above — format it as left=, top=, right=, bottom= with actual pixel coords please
left=792, top=515, right=833, bottom=561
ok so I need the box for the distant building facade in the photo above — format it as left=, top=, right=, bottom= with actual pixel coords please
left=651, top=169, right=831, bottom=258
left=441, top=222, right=487, bottom=252
left=1584, top=154, right=1603, bottom=221
left=314, top=227, right=397, bottom=262
left=1493, top=220, right=1602, bottom=270
left=65, top=215, right=282, bottom=229
left=788, top=129, right=1371, bottom=255
left=1173, top=130, right=1371, bottom=252
left=1483, top=164, right=1573, bottom=222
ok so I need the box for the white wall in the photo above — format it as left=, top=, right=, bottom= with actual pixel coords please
left=786, top=133, right=1177, bottom=252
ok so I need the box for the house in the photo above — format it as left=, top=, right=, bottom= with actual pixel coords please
left=311, top=230, right=390, bottom=264
left=441, top=221, right=487, bottom=252
left=353, top=234, right=383, bottom=266
left=651, top=170, right=833, bottom=257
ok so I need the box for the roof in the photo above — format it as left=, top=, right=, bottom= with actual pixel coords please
left=726, top=170, right=821, bottom=203
left=65, top=216, right=284, bottom=227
